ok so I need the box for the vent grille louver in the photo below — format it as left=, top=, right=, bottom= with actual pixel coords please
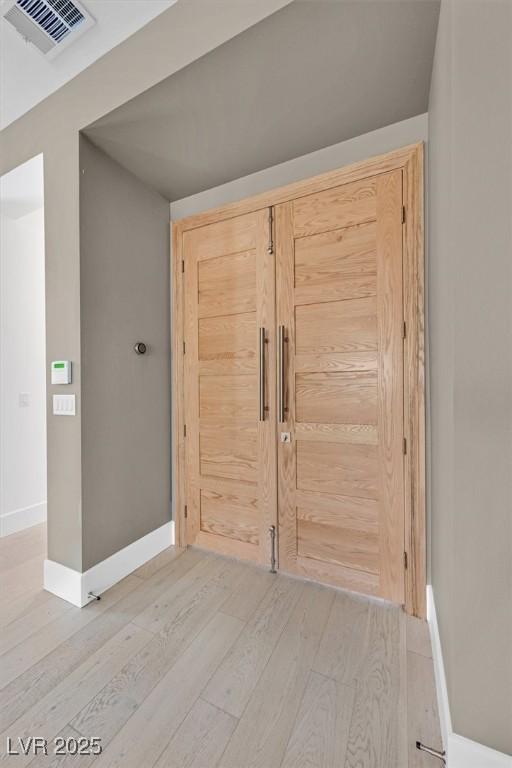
left=4, top=5, right=56, bottom=52
left=2, top=0, right=94, bottom=57
left=46, top=0, right=85, bottom=28
left=16, top=0, right=84, bottom=43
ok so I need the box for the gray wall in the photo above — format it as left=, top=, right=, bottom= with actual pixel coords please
left=79, top=137, right=171, bottom=570
left=0, top=0, right=290, bottom=572
left=85, top=2, right=438, bottom=203
left=171, top=114, right=428, bottom=219
left=428, top=0, right=512, bottom=755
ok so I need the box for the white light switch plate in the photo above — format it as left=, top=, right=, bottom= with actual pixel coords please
left=53, top=394, right=76, bottom=416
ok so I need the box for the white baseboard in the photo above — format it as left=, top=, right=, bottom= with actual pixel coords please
left=44, top=520, right=175, bottom=608
left=0, top=501, right=47, bottom=537
left=426, top=584, right=452, bottom=748
left=44, top=558, right=83, bottom=606
left=427, top=585, right=512, bottom=768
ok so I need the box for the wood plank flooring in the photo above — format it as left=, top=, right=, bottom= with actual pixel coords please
left=0, top=524, right=442, bottom=767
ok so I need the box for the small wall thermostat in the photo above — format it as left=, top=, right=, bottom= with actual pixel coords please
left=51, top=360, right=72, bottom=385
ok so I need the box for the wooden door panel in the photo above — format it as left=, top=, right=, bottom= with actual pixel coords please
left=293, top=177, right=377, bottom=237
left=295, top=298, right=377, bottom=354
left=295, top=556, right=380, bottom=596
left=294, top=422, right=378, bottom=445
left=295, top=372, right=377, bottom=425
left=199, top=312, right=256, bottom=363
left=184, top=214, right=257, bottom=261
left=200, top=489, right=259, bottom=545
left=296, top=441, right=379, bottom=498
left=297, top=519, right=379, bottom=574
left=198, top=250, right=256, bottom=318
left=295, top=489, right=379, bottom=530
left=297, top=490, right=379, bottom=574
left=294, top=221, right=377, bottom=304
left=295, top=351, right=378, bottom=374
left=277, top=170, right=405, bottom=603
left=199, top=375, right=255, bottom=419
left=184, top=209, right=276, bottom=563
left=200, top=424, right=257, bottom=484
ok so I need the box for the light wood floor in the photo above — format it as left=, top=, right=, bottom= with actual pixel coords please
left=0, top=524, right=442, bottom=767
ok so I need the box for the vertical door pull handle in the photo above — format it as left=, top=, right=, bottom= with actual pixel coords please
left=278, top=325, right=286, bottom=423
left=259, top=327, right=266, bottom=421
left=267, top=207, right=274, bottom=254
left=269, top=525, right=277, bottom=573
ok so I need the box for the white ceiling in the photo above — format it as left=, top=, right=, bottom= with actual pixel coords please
left=0, top=0, right=177, bottom=129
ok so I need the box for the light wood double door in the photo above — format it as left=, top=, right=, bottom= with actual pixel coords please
left=183, top=169, right=406, bottom=604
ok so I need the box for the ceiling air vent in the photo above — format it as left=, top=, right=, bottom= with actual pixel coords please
left=2, top=0, right=95, bottom=58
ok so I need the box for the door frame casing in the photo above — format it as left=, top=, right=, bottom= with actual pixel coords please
left=171, top=143, right=425, bottom=617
